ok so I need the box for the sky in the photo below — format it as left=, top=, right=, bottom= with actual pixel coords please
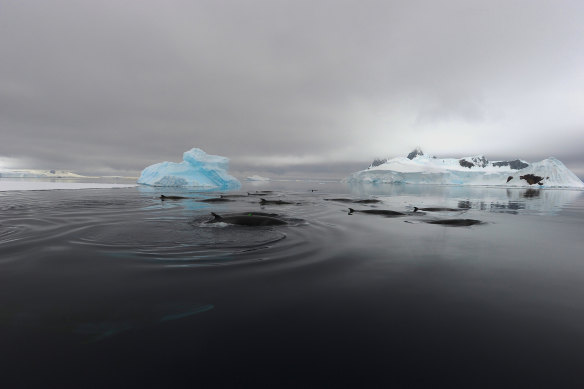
left=1, top=0, right=583, bottom=179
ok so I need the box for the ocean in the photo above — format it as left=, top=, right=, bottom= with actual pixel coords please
left=1, top=180, right=583, bottom=388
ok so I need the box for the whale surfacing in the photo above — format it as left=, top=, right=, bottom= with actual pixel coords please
left=197, top=197, right=233, bottom=203
left=325, top=198, right=381, bottom=204
left=425, top=219, right=482, bottom=227
left=160, top=195, right=191, bottom=200
left=208, top=212, right=287, bottom=226
left=259, top=198, right=294, bottom=205
left=348, top=208, right=405, bottom=217
left=413, top=206, right=461, bottom=212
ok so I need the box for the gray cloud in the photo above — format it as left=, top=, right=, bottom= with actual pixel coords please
left=1, top=0, right=583, bottom=178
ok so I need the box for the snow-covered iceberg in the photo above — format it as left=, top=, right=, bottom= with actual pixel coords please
left=345, top=149, right=584, bottom=188
left=137, top=148, right=241, bottom=190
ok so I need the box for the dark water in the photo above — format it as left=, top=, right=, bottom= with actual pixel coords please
left=1, top=181, right=584, bottom=388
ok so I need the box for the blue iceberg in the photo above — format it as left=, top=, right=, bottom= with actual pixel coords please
left=137, top=148, right=241, bottom=190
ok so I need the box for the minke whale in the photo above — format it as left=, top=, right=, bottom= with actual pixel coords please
left=219, top=194, right=248, bottom=198
left=197, top=197, right=233, bottom=203
left=348, top=208, right=405, bottom=217
left=325, top=198, right=381, bottom=204
left=259, top=198, right=294, bottom=205
left=425, top=219, right=482, bottom=227
left=208, top=212, right=287, bottom=226
left=160, top=195, right=191, bottom=200
left=413, top=206, right=461, bottom=212
left=247, top=191, right=274, bottom=196
left=230, top=211, right=280, bottom=217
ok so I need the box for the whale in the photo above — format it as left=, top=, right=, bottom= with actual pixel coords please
left=207, top=212, right=287, bottom=226
left=247, top=191, right=274, bottom=196
left=229, top=211, right=280, bottom=217
left=324, top=198, right=353, bottom=203
left=325, top=198, right=381, bottom=204
left=197, top=197, right=233, bottom=203
left=259, top=198, right=294, bottom=205
left=425, top=219, right=482, bottom=226
left=413, top=206, right=461, bottom=212
left=160, top=195, right=191, bottom=201
left=348, top=208, right=405, bottom=217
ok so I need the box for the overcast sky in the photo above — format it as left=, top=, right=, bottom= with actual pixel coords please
left=1, top=0, right=583, bottom=178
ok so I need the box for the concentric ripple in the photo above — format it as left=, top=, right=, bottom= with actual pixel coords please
left=0, top=187, right=348, bottom=267
left=73, top=217, right=289, bottom=264
left=0, top=225, right=27, bottom=245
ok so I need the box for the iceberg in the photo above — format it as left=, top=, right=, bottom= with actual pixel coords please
left=345, top=148, right=584, bottom=189
left=137, top=148, right=241, bottom=190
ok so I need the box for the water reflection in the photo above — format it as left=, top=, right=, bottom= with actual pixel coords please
left=522, top=189, right=540, bottom=198
left=137, top=185, right=226, bottom=211
left=346, top=183, right=583, bottom=215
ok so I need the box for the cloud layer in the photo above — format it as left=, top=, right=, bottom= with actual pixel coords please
left=1, top=1, right=583, bottom=177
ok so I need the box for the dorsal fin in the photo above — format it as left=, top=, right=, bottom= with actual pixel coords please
left=260, top=198, right=267, bottom=204
left=413, top=207, right=419, bottom=212
left=348, top=208, right=355, bottom=214
left=211, top=212, right=222, bottom=220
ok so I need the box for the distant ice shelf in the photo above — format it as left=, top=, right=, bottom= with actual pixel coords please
left=137, top=148, right=241, bottom=190
left=0, top=169, right=87, bottom=178
left=245, top=175, right=270, bottom=181
left=345, top=149, right=584, bottom=189
left=0, top=181, right=136, bottom=191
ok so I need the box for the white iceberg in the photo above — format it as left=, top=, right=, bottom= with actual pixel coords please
left=345, top=149, right=584, bottom=189
left=245, top=175, right=270, bottom=181
left=137, top=148, right=241, bottom=190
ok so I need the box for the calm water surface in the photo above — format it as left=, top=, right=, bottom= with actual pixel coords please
left=1, top=181, right=583, bottom=388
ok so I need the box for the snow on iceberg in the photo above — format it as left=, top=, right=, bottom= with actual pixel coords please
left=137, top=148, right=241, bottom=190
left=345, top=149, right=584, bottom=188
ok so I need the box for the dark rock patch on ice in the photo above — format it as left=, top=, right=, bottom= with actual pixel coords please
left=493, top=160, right=529, bottom=170
left=520, top=174, right=544, bottom=185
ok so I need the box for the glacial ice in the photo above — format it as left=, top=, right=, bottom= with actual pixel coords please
left=137, top=148, right=241, bottom=190
left=345, top=149, right=584, bottom=188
